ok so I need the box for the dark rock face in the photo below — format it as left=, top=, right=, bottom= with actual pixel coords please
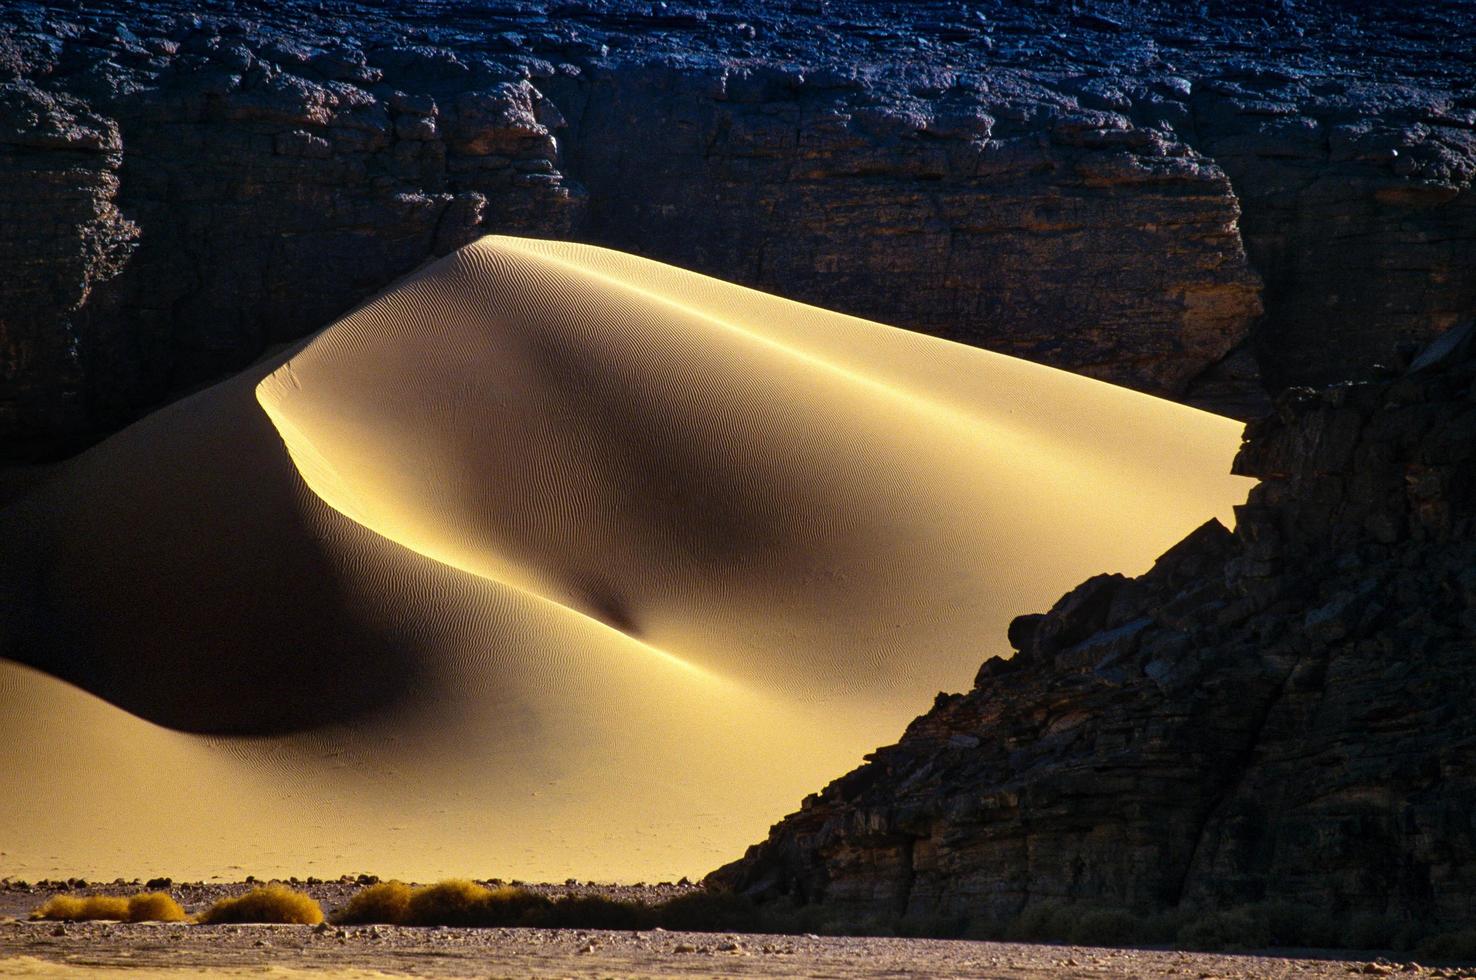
left=0, top=80, right=137, bottom=455
left=69, top=69, right=576, bottom=445
left=551, top=69, right=1260, bottom=399
left=1193, top=81, right=1476, bottom=395
left=2, top=1, right=1476, bottom=456
left=710, top=323, right=1476, bottom=937
left=0, top=7, right=580, bottom=456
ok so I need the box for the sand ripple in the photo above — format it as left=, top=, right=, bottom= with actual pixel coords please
left=0, top=238, right=1250, bottom=882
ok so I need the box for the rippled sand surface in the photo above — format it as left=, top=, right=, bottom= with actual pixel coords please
left=0, top=238, right=1250, bottom=882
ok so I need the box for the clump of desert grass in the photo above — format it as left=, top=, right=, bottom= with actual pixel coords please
left=197, top=884, right=323, bottom=925
left=531, top=894, right=654, bottom=930
left=654, top=889, right=764, bottom=932
left=334, top=879, right=552, bottom=927
left=410, top=880, right=539, bottom=927
left=31, top=892, right=186, bottom=923
left=955, top=899, right=1439, bottom=954
left=334, top=880, right=413, bottom=925
left=330, top=879, right=782, bottom=932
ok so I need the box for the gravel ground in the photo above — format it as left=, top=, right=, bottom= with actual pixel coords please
left=1, top=920, right=1471, bottom=978
left=1, top=880, right=1473, bottom=979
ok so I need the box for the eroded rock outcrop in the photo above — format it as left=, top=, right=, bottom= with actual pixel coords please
left=710, top=323, right=1476, bottom=942
left=2, top=1, right=1475, bottom=456
left=550, top=67, right=1262, bottom=401
left=0, top=80, right=136, bottom=456
left=0, top=10, right=581, bottom=456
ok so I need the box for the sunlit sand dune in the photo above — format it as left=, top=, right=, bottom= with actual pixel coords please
left=0, top=237, right=1251, bottom=882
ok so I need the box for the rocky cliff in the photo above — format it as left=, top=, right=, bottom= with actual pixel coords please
left=709, top=322, right=1476, bottom=946
left=3, top=1, right=1475, bottom=457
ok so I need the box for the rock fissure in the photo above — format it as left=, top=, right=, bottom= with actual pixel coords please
left=1170, top=651, right=1300, bottom=908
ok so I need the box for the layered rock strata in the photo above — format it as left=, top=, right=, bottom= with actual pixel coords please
left=3, top=1, right=1476, bottom=455
left=710, top=323, right=1476, bottom=940
left=0, top=79, right=136, bottom=455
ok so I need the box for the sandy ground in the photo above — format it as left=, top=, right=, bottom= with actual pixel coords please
left=0, top=881, right=1468, bottom=979
left=1, top=920, right=1467, bottom=979
left=0, top=237, right=1252, bottom=884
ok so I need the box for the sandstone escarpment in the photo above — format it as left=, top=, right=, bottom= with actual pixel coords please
left=709, top=322, right=1476, bottom=942
left=0, top=7, right=580, bottom=456
left=1190, top=79, right=1476, bottom=396
left=0, top=79, right=136, bottom=456
left=3, top=1, right=1476, bottom=456
left=550, top=67, right=1261, bottom=401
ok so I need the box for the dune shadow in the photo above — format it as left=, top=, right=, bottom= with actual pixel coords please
left=0, top=372, right=429, bottom=737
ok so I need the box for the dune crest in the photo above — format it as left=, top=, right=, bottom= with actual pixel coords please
left=0, top=237, right=1250, bottom=881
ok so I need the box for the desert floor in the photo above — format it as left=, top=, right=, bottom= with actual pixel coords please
left=0, top=881, right=1466, bottom=980
left=0, top=919, right=1467, bottom=979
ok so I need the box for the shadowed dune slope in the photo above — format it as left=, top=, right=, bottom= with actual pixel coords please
left=0, top=237, right=1251, bottom=881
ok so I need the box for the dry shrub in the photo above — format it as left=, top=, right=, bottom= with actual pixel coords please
left=351, top=879, right=553, bottom=927
left=655, top=890, right=760, bottom=932
left=538, top=895, right=654, bottom=930
left=333, top=879, right=775, bottom=932
left=125, top=892, right=187, bottom=922
left=967, top=899, right=1438, bottom=953
left=1417, top=928, right=1476, bottom=963
left=197, top=884, right=323, bottom=925
left=402, top=879, right=493, bottom=927
left=474, top=884, right=554, bottom=927
left=30, top=892, right=186, bottom=923
left=335, top=880, right=413, bottom=925
left=31, top=895, right=130, bottom=921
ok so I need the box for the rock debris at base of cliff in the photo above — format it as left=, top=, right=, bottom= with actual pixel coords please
left=710, top=322, right=1476, bottom=949
left=2, top=1, right=1476, bottom=457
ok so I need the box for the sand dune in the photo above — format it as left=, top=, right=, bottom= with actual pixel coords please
left=0, top=237, right=1251, bottom=882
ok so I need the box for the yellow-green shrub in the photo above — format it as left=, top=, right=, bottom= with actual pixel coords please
left=197, top=884, right=323, bottom=925
left=401, top=879, right=494, bottom=927
left=471, top=885, right=554, bottom=927
left=30, top=892, right=186, bottom=923
left=334, top=879, right=563, bottom=927
left=402, top=880, right=551, bottom=927
left=126, top=892, right=187, bottom=923
left=334, top=880, right=412, bottom=925
left=31, top=895, right=130, bottom=921
left=334, top=879, right=790, bottom=932
left=655, top=890, right=760, bottom=932
left=537, top=894, right=654, bottom=930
